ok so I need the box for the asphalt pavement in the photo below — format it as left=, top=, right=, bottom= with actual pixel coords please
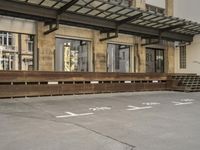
left=0, top=91, right=200, bottom=150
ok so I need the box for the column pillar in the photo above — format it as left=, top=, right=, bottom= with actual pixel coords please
left=165, top=0, right=174, bottom=16
left=135, top=37, right=146, bottom=73
left=93, top=31, right=107, bottom=72
left=36, top=22, right=55, bottom=71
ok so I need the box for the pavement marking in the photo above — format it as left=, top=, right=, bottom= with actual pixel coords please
left=181, top=99, right=195, bottom=102
left=142, top=102, right=160, bottom=106
left=89, top=107, right=111, bottom=111
left=56, top=112, right=94, bottom=118
left=172, top=99, right=195, bottom=106
left=126, top=105, right=152, bottom=111
left=172, top=101, right=193, bottom=106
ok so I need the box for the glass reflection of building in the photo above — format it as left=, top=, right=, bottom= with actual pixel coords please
left=56, top=38, right=90, bottom=72
left=0, top=32, right=17, bottom=71
left=107, top=43, right=130, bottom=72
left=0, top=32, right=34, bottom=71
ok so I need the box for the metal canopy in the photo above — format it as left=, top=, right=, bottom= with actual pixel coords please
left=1, top=0, right=200, bottom=42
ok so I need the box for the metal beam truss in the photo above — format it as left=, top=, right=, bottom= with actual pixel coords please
left=175, top=42, right=191, bottom=48
left=100, top=13, right=143, bottom=41
left=142, top=23, right=186, bottom=46
left=0, top=0, right=200, bottom=42
left=44, top=15, right=59, bottom=35
left=44, top=0, right=79, bottom=34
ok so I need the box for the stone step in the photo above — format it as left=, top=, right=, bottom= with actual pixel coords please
left=171, top=74, right=200, bottom=92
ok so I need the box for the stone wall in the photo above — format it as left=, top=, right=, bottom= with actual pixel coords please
left=166, top=42, right=175, bottom=73
left=36, top=22, right=55, bottom=71
left=133, top=0, right=146, bottom=10
left=175, top=35, right=200, bottom=75
left=55, top=25, right=137, bottom=72
left=36, top=23, right=175, bottom=73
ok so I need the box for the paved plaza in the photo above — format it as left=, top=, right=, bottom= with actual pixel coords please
left=0, top=91, right=200, bottom=150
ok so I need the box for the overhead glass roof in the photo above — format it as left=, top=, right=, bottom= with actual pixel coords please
left=11, top=0, right=200, bottom=36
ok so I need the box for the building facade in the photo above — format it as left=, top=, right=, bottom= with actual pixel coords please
left=0, top=0, right=198, bottom=74
left=173, top=1, right=200, bottom=75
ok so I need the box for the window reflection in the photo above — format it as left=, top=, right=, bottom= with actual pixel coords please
left=0, top=32, right=34, bottom=71
left=107, top=43, right=130, bottom=72
left=56, top=38, right=90, bottom=72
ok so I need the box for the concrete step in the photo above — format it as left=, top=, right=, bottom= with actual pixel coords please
left=171, top=74, right=200, bottom=92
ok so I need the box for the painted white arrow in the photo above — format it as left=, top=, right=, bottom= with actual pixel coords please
left=89, top=107, right=111, bottom=111
left=180, top=99, right=195, bottom=102
left=56, top=112, right=94, bottom=118
left=142, top=102, right=160, bottom=106
left=172, top=101, right=193, bottom=106
left=126, top=105, right=152, bottom=111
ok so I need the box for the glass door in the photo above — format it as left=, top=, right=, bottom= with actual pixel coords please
left=155, top=50, right=164, bottom=73
left=107, top=43, right=130, bottom=72
left=56, top=38, right=90, bottom=72
left=146, top=48, right=155, bottom=73
left=146, top=48, right=164, bottom=73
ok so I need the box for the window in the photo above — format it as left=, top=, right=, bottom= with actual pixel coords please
left=8, top=33, right=13, bottom=46
left=0, top=32, right=34, bottom=71
left=0, top=32, right=13, bottom=46
left=146, top=4, right=165, bottom=14
left=27, top=35, right=34, bottom=52
left=146, top=48, right=164, bottom=73
left=180, top=46, right=186, bottom=69
left=122, top=51, right=126, bottom=60
left=3, top=33, right=7, bottom=45
left=107, top=44, right=130, bottom=72
left=0, top=33, right=3, bottom=45
left=55, top=38, right=90, bottom=72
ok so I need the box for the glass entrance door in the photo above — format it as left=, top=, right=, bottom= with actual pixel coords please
left=146, top=48, right=155, bottom=73
left=107, top=44, right=130, bottom=72
left=63, top=41, right=89, bottom=72
left=56, top=38, right=90, bottom=72
left=146, top=48, right=164, bottom=73
left=155, top=50, right=164, bottom=73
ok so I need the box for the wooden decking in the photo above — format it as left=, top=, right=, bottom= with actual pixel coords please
left=0, top=71, right=179, bottom=98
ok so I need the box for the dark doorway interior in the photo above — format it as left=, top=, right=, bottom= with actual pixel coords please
left=146, top=48, right=164, bottom=73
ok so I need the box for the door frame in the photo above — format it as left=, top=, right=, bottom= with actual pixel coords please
left=106, top=43, right=131, bottom=73
left=55, top=37, right=92, bottom=72
left=146, top=47, right=165, bottom=73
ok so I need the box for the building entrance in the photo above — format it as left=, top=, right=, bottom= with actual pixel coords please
left=146, top=48, right=164, bottom=73
left=55, top=38, right=91, bottom=72
left=107, top=43, right=130, bottom=72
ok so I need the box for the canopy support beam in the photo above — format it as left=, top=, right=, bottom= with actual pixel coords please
left=117, top=13, right=143, bottom=26
left=142, top=24, right=187, bottom=46
left=160, top=23, right=187, bottom=32
left=100, top=13, right=143, bottom=41
left=142, top=32, right=162, bottom=46
left=57, top=0, right=79, bottom=15
left=0, top=0, right=194, bottom=42
left=44, top=16, right=59, bottom=35
left=100, top=27, right=119, bottom=41
left=44, top=0, right=79, bottom=35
